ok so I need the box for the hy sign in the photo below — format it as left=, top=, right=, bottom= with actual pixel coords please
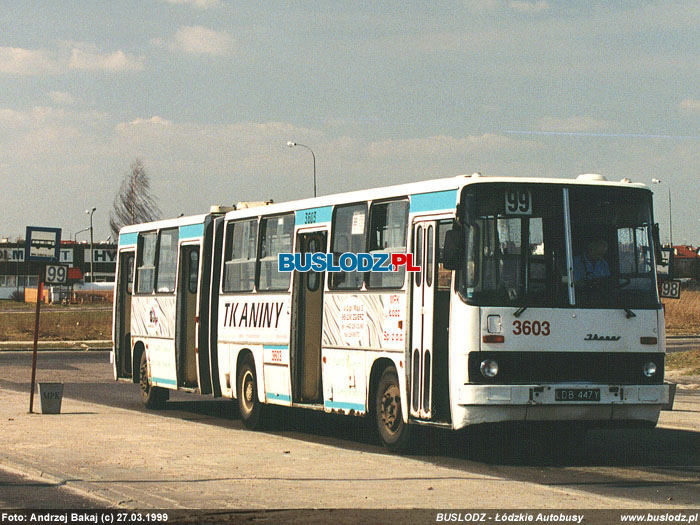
left=25, top=227, right=61, bottom=263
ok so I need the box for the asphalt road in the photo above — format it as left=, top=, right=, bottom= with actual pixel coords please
left=0, top=468, right=99, bottom=509
left=1, top=351, right=699, bottom=509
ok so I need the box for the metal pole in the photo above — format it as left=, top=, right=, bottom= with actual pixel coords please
left=89, top=211, right=94, bottom=283
left=28, top=272, right=44, bottom=413
left=287, top=142, right=317, bottom=197
left=667, top=187, right=673, bottom=249
left=86, top=207, right=96, bottom=283
left=310, top=147, right=316, bottom=198
left=652, top=179, right=672, bottom=247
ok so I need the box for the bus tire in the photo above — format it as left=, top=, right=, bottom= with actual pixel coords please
left=375, top=367, right=411, bottom=453
left=139, top=351, right=167, bottom=409
left=237, top=355, right=265, bottom=430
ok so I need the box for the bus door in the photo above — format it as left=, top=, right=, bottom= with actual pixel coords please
left=114, top=250, right=135, bottom=379
left=411, top=221, right=436, bottom=419
left=291, top=231, right=327, bottom=404
left=177, top=245, right=200, bottom=388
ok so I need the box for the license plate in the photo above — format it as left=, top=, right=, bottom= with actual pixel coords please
left=555, top=388, right=600, bottom=402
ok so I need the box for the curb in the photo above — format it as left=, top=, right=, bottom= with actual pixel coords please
left=0, top=341, right=111, bottom=352
left=0, top=348, right=110, bottom=352
left=0, top=454, right=121, bottom=508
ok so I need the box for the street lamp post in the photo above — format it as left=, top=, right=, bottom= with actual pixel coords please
left=651, top=179, right=672, bottom=248
left=73, top=227, right=90, bottom=242
left=286, top=141, right=316, bottom=198
left=85, top=207, right=96, bottom=283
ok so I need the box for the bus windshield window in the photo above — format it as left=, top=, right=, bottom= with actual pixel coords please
left=460, top=184, right=658, bottom=309
left=569, top=186, right=657, bottom=308
left=461, top=185, right=568, bottom=306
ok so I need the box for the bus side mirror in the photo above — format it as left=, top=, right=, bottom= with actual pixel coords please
left=442, top=227, right=463, bottom=271
left=652, top=223, right=665, bottom=267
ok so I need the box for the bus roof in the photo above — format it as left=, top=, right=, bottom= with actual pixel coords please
left=222, top=173, right=650, bottom=221
left=119, top=213, right=211, bottom=235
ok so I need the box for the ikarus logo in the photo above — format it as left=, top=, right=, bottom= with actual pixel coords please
left=584, top=333, right=621, bottom=341
left=278, top=253, right=420, bottom=273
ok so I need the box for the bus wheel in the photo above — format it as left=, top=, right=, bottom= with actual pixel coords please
left=237, top=355, right=264, bottom=430
left=375, top=367, right=411, bottom=453
left=139, top=351, right=167, bottom=409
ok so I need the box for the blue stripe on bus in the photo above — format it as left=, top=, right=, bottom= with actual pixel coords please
left=266, top=393, right=291, bottom=402
left=264, top=344, right=288, bottom=350
left=410, top=189, right=458, bottom=213
left=151, top=377, right=177, bottom=387
left=119, top=232, right=138, bottom=246
left=324, top=400, right=365, bottom=411
left=179, top=223, right=204, bottom=240
left=295, top=206, right=333, bottom=225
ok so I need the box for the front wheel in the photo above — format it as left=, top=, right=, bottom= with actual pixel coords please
left=237, top=355, right=265, bottom=430
left=139, top=351, right=168, bottom=409
left=375, top=367, right=411, bottom=453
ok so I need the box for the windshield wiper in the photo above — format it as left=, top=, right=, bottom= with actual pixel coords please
left=514, top=306, right=528, bottom=318
left=624, top=308, right=636, bottom=319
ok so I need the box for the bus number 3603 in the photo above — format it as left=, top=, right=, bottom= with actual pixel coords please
left=512, top=320, right=550, bottom=336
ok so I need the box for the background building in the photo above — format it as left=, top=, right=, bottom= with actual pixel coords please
left=0, top=240, right=116, bottom=300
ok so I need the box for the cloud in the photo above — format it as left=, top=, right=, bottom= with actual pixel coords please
left=154, top=26, right=234, bottom=56
left=0, top=47, right=61, bottom=75
left=116, top=116, right=173, bottom=129
left=161, top=0, right=221, bottom=8
left=679, top=99, right=700, bottom=114
left=49, top=91, right=75, bottom=105
left=0, top=44, right=144, bottom=75
left=67, top=43, right=144, bottom=72
left=0, top=108, right=27, bottom=126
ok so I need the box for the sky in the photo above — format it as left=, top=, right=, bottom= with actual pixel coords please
left=1, top=0, right=699, bottom=244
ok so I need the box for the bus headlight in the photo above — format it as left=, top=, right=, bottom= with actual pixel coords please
left=480, top=359, right=499, bottom=378
left=643, top=362, right=657, bottom=378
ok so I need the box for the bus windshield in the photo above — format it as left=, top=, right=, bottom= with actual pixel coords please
left=459, top=183, right=659, bottom=309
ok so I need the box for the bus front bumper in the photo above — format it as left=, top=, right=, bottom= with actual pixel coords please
left=453, top=383, right=670, bottom=428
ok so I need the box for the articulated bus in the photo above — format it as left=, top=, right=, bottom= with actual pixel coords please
left=112, top=173, right=670, bottom=452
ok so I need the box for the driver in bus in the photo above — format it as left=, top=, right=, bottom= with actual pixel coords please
left=574, top=239, right=610, bottom=282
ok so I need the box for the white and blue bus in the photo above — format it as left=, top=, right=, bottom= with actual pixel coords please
left=112, top=173, right=670, bottom=452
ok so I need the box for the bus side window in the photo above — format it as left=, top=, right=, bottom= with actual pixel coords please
left=258, top=214, right=295, bottom=291
left=223, top=219, right=258, bottom=292
left=307, top=237, right=321, bottom=292
left=136, top=232, right=157, bottom=294
left=156, top=228, right=179, bottom=293
left=126, top=254, right=135, bottom=295
left=330, top=203, right=367, bottom=290
left=188, top=250, right=199, bottom=294
left=436, top=220, right=453, bottom=291
left=367, top=199, right=408, bottom=289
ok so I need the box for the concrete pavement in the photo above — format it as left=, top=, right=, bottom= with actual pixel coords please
left=2, top=385, right=700, bottom=510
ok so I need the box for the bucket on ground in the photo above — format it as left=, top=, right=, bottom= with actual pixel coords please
left=38, top=382, right=64, bottom=414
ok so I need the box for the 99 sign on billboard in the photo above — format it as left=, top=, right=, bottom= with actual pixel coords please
left=45, top=265, right=68, bottom=284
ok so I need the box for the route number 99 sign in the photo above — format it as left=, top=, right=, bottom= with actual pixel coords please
left=659, top=280, right=681, bottom=299
left=45, top=265, right=68, bottom=284
left=505, top=189, right=532, bottom=215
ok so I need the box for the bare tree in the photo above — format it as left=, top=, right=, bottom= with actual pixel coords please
left=109, top=159, right=162, bottom=239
